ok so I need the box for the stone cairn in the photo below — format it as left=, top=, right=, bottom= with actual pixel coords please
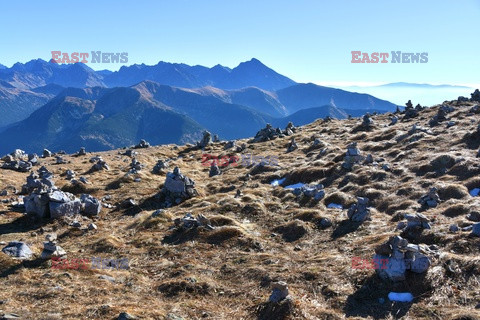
left=152, top=159, right=168, bottom=174
left=42, top=149, right=53, bottom=158
left=373, top=235, right=431, bottom=282
left=77, top=147, right=87, bottom=156
left=347, top=197, right=371, bottom=222
left=41, top=233, right=66, bottom=259
left=291, top=184, right=325, bottom=201
left=209, top=164, right=221, bottom=177
left=418, top=187, right=440, bottom=208
left=286, top=138, right=298, bottom=152
left=403, top=100, right=419, bottom=119
left=90, top=156, right=109, bottom=172
left=252, top=122, right=297, bottom=143
left=129, top=157, right=144, bottom=174
left=197, top=131, right=212, bottom=148
left=22, top=167, right=101, bottom=219
left=173, top=213, right=214, bottom=231
left=1, top=149, right=38, bottom=172
left=158, top=167, right=198, bottom=208
left=362, top=113, right=373, bottom=128
left=397, top=213, right=431, bottom=232
left=342, top=142, right=364, bottom=170
left=133, top=139, right=151, bottom=149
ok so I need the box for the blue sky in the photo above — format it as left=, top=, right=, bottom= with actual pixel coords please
left=1, top=0, right=479, bottom=87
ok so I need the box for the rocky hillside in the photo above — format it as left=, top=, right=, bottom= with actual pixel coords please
left=0, top=94, right=479, bottom=319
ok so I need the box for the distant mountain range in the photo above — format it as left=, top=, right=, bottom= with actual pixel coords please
left=0, top=58, right=295, bottom=91
left=0, top=80, right=398, bottom=154
left=0, top=58, right=399, bottom=154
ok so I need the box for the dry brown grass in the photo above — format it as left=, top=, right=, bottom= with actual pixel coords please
left=0, top=101, right=479, bottom=319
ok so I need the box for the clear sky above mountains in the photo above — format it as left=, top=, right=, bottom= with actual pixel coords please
left=1, top=0, right=478, bottom=87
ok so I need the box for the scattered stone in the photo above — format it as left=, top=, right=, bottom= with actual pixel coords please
left=418, top=187, right=440, bottom=208
left=99, top=275, right=116, bottom=283
left=151, top=209, right=164, bottom=218
left=1, top=241, right=33, bottom=259
left=213, top=134, right=220, bottom=142
left=72, top=221, right=81, bottom=228
left=197, top=131, right=212, bottom=148
left=173, top=213, right=214, bottom=230
left=364, top=154, right=373, bottom=164
left=286, top=138, right=298, bottom=152
left=88, top=223, right=97, bottom=230
left=389, top=116, right=398, bottom=126
left=42, top=149, right=53, bottom=158
left=133, top=139, right=150, bottom=149
left=467, top=211, right=480, bottom=222
left=472, top=223, right=480, bottom=237
left=28, top=153, right=39, bottom=165
left=224, top=140, right=236, bottom=150
left=319, top=217, right=332, bottom=228
left=347, top=197, right=371, bottom=222
left=117, top=312, right=136, bottom=320
left=449, top=224, right=459, bottom=232
left=209, top=164, right=221, bottom=177
left=121, top=199, right=137, bottom=208
left=402, top=213, right=431, bottom=231
left=269, top=281, right=289, bottom=303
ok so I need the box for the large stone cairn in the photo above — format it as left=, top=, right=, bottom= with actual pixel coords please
left=373, top=235, right=431, bottom=282
left=197, top=131, right=212, bottom=148
left=159, top=167, right=198, bottom=207
left=1, top=149, right=38, bottom=172
left=253, top=123, right=280, bottom=142
left=418, top=187, right=440, bottom=208
left=342, top=142, right=364, bottom=170
left=347, top=197, right=371, bottom=222
left=22, top=167, right=101, bottom=219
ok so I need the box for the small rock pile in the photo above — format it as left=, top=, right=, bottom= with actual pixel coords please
left=403, top=100, right=419, bottom=119
left=347, top=197, right=371, bottom=222
left=374, top=235, right=431, bottom=282
left=197, top=131, right=212, bottom=148
left=286, top=138, right=298, bottom=152
left=224, top=140, right=236, bottom=150
left=90, top=157, right=109, bottom=171
left=128, top=157, right=144, bottom=173
left=209, top=164, right=221, bottom=177
left=471, top=89, right=480, bottom=102
left=342, top=142, right=364, bottom=170
left=41, top=233, right=66, bottom=259
left=55, top=155, right=68, bottom=164
left=389, top=115, right=398, bottom=126
left=291, top=184, right=325, bottom=201
left=42, top=149, right=53, bottom=158
left=133, top=139, right=151, bottom=149
left=418, top=187, right=440, bottom=208
left=397, top=213, right=431, bottom=232
left=1, top=149, right=38, bottom=172
left=284, top=122, right=296, bottom=136
left=173, top=213, right=213, bottom=230
left=362, top=113, right=374, bottom=128
left=152, top=159, right=168, bottom=174
left=252, top=123, right=280, bottom=142
left=23, top=170, right=101, bottom=219
left=159, top=167, right=198, bottom=207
